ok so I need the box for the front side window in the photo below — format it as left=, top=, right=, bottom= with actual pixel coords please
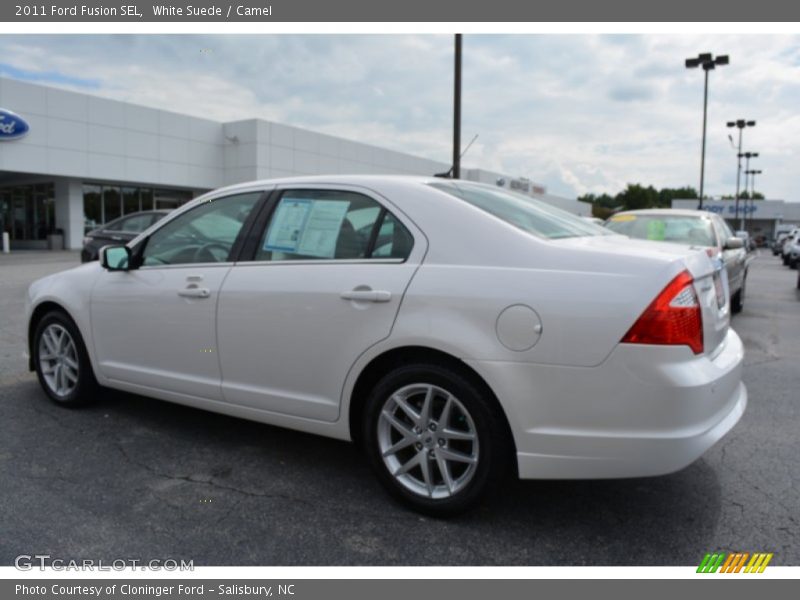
left=255, top=190, right=413, bottom=261
left=141, top=192, right=261, bottom=266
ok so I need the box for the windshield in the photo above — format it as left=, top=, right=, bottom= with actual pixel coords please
left=605, top=213, right=717, bottom=247
left=429, top=181, right=611, bottom=240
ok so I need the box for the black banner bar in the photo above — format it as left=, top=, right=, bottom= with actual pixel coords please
left=4, top=579, right=800, bottom=600
left=2, top=0, right=800, bottom=22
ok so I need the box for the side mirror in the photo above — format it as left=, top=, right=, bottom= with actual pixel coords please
left=724, top=237, right=745, bottom=250
left=100, top=245, right=132, bottom=271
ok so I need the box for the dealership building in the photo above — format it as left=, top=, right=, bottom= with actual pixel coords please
left=0, top=76, right=585, bottom=251
left=671, top=198, right=800, bottom=241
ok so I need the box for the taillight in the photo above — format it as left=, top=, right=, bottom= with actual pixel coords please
left=621, top=270, right=704, bottom=354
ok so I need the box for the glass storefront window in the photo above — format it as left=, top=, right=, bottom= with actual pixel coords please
left=82, top=183, right=194, bottom=233
left=140, top=188, right=154, bottom=211
left=123, top=187, right=140, bottom=215
left=103, top=186, right=122, bottom=223
left=83, top=184, right=102, bottom=233
left=155, top=188, right=193, bottom=210
left=0, top=183, right=55, bottom=247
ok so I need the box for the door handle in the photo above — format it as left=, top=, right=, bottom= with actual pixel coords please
left=340, top=289, right=392, bottom=302
left=178, top=287, right=210, bottom=298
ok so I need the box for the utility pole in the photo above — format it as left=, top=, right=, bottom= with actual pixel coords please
left=453, top=33, right=462, bottom=179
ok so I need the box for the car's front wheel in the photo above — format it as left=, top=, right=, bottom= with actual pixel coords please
left=33, top=311, right=98, bottom=407
left=731, top=274, right=746, bottom=314
left=362, top=363, right=512, bottom=516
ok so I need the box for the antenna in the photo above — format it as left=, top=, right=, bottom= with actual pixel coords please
left=434, top=133, right=479, bottom=178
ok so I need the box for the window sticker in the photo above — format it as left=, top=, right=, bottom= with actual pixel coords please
left=264, top=197, right=351, bottom=258
left=646, top=220, right=666, bottom=241
left=263, top=198, right=312, bottom=252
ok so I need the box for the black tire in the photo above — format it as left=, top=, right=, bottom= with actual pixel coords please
left=32, top=310, right=99, bottom=407
left=783, top=255, right=790, bottom=266
left=362, top=362, right=513, bottom=516
left=731, top=275, right=745, bottom=314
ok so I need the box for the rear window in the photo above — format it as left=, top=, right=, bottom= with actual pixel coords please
left=429, top=181, right=610, bottom=240
left=605, top=213, right=716, bottom=247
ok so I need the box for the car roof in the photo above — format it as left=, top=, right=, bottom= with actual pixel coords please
left=197, top=174, right=442, bottom=198
left=613, top=208, right=717, bottom=218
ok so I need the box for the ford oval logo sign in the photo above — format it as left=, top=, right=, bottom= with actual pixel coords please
left=0, top=109, right=30, bottom=141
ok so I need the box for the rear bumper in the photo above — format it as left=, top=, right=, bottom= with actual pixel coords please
left=466, top=328, right=746, bottom=479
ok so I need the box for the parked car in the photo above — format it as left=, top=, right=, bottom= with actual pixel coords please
left=605, top=209, right=749, bottom=313
left=81, top=210, right=171, bottom=262
left=781, top=229, right=800, bottom=266
left=785, top=235, right=800, bottom=269
left=734, top=230, right=756, bottom=252
left=25, top=177, right=746, bottom=515
left=773, top=225, right=798, bottom=255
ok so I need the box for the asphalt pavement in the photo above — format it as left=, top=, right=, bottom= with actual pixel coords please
left=0, top=250, right=798, bottom=566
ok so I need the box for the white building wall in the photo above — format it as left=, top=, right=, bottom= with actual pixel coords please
left=0, top=77, right=224, bottom=191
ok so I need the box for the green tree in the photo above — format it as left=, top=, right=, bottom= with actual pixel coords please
left=577, top=192, right=619, bottom=218
left=658, top=186, right=698, bottom=207
left=618, top=184, right=659, bottom=211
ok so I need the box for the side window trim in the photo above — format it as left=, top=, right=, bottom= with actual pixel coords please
left=365, top=207, right=387, bottom=259
left=234, top=188, right=281, bottom=262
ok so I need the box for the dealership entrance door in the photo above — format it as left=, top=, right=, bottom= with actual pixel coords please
left=0, top=183, right=55, bottom=250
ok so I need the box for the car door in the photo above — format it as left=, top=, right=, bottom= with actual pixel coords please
left=90, top=190, right=267, bottom=399
left=713, top=216, right=745, bottom=291
left=216, top=185, right=426, bottom=422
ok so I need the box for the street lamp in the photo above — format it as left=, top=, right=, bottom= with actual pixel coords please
left=746, top=168, right=763, bottom=227
left=727, top=119, right=756, bottom=228
left=685, top=53, right=729, bottom=209
left=739, top=151, right=758, bottom=227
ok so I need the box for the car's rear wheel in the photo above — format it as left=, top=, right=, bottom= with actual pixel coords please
left=362, top=363, right=512, bottom=516
left=33, top=311, right=98, bottom=407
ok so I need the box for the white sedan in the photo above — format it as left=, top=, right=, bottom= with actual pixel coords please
left=25, top=176, right=747, bottom=515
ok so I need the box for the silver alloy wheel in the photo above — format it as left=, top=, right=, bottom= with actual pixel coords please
left=377, top=383, right=479, bottom=499
left=38, top=323, right=79, bottom=398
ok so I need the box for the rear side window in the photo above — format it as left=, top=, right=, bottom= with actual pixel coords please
left=255, top=190, right=413, bottom=261
left=430, top=181, right=610, bottom=239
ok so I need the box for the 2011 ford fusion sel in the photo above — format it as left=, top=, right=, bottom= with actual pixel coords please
left=25, top=176, right=746, bottom=515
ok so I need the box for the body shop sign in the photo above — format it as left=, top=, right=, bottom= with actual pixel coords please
left=0, top=108, right=30, bottom=140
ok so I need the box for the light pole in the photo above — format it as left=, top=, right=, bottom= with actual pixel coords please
left=747, top=168, right=762, bottom=227
left=453, top=33, right=462, bottom=179
left=739, top=151, right=758, bottom=227
left=685, top=53, right=729, bottom=209
left=727, top=119, right=756, bottom=229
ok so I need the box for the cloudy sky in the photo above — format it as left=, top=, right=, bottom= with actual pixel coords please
left=1, top=34, right=799, bottom=200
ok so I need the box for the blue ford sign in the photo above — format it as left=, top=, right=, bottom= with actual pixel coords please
left=0, top=108, right=30, bottom=141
